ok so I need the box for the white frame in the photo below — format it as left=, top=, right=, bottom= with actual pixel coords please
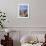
left=18, top=4, right=29, bottom=18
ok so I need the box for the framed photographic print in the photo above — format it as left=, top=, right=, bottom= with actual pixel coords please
left=18, top=4, right=29, bottom=18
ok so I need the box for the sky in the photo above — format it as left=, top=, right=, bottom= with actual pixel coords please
left=20, top=5, right=28, bottom=12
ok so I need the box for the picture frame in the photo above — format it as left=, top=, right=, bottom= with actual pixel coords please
left=18, top=4, right=29, bottom=18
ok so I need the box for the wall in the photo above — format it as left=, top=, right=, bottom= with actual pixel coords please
left=0, top=0, right=46, bottom=27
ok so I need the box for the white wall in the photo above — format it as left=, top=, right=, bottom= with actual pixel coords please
left=0, top=0, right=46, bottom=27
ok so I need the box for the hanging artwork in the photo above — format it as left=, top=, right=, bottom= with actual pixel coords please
left=18, top=4, right=29, bottom=18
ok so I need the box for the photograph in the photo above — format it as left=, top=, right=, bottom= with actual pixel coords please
left=18, top=4, right=29, bottom=18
